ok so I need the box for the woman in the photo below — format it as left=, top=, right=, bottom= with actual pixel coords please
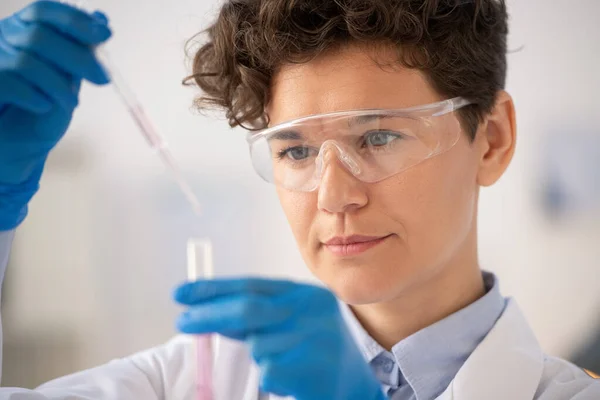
left=0, top=0, right=598, bottom=399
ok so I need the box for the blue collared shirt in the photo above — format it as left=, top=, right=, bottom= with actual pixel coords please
left=340, top=272, right=507, bottom=400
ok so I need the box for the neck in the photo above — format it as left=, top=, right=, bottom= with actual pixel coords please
left=350, top=236, right=484, bottom=351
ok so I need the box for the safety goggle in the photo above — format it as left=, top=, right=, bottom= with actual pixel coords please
left=246, top=97, right=472, bottom=192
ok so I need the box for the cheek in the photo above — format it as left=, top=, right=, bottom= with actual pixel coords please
left=276, top=188, right=317, bottom=254
left=379, top=142, right=478, bottom=265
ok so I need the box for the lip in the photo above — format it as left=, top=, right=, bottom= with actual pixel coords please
left=323, top=235, right=391, bottom=257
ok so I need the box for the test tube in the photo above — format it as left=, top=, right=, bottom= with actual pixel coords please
left=187, top=239, right=215, bottom=400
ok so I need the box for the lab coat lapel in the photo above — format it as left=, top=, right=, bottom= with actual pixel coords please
left=244, top=365, right=292, bottom=400
left=213, top=333, right=294, bottom=400
left=437, top=299, right=544, bottom=400
left=212, top=335, right=263, bottom=400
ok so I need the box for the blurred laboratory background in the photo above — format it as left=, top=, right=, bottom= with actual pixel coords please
left=1, top=0, right=599, bottom=389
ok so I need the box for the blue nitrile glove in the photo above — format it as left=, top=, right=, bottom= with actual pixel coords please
left=0, top=0, right=112, bottom=230
left=174, top=278, right=387, bottom=400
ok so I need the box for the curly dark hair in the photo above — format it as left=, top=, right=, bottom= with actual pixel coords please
left=183, top=0, right=508, bottom=140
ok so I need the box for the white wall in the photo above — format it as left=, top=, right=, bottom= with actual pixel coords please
left=479, top=0, right=600, bottom=356
left=0, top=0, right=598, bottom=387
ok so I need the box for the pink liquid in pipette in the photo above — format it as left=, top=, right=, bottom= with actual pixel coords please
left=128, top=105, right=203, bottom=216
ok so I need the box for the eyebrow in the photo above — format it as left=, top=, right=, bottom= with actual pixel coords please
left=347, top=114, right=396, bottom=128
left=267, top=113, right=396, bottom=139
left=268, top=130, right=304, bottom=140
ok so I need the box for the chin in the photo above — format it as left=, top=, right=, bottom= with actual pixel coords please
left=318, top=261, right=409, bottom=305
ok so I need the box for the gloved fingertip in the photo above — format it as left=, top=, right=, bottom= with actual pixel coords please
left=92, top=23, right=113, bottom=42
left=87, top=77, right=109, bottom=86
left=173, top=283, right=191, bottom=303
left=175, top=313, right=194, bottom=333
left=175, top=317, right=186, bottom=333
left=90, top=64, right=111, bottom=86
left=91, top=10, right=109, bottom=25
left=172, top=286, right=183, bottom=302
left=35, top=98, right=54, bottom=114
left=71, top=78, right=83, bottom=95
left=56, top=96, right=78, bottom=113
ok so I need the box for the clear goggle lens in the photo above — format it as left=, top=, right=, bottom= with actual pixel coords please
left=247, top=97, right=471, bottom=192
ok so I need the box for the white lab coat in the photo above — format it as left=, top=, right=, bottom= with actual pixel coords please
left=1, top=298, right=598, bottom=400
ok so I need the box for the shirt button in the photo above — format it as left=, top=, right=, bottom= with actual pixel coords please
left=382, top=359, right=394, bottom=373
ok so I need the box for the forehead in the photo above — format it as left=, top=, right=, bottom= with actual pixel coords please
left=267, top=44, right=443, bottom=126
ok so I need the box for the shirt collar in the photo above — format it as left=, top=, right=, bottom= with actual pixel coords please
left=340, top=271, right=507, bottom=399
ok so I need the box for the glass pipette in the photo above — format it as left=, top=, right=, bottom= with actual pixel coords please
left=96, top=49, right=203, bottom=216
left=61, top=0, right=203, bottom=216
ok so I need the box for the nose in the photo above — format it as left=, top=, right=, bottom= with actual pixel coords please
left=317, top=144, right=368, bottom=214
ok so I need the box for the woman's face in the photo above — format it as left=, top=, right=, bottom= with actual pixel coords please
left=267, top=45, right=484, bottom=305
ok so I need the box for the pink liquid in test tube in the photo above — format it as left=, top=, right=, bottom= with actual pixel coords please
left=187, top=239, right=215, bottom=400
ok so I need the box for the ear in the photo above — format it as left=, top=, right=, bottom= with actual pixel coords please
left=475, top=91, right=517, bottom=187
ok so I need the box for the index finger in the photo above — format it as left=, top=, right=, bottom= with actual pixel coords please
left=16, top=0, right=111, bottom=45
left=174, top=278, right=301, bottom=305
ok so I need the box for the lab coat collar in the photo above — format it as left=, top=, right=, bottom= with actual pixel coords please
left=438, top=298, right=545, bottom=400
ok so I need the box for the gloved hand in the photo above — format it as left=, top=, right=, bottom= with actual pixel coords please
left=174, top=278, right=386, bottom=400
left=0, top=0, right=112, bottom=230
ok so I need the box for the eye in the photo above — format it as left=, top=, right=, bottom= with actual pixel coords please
left=364, top=131, right=401, bottom=147
left=278, top=146, right=316, bottom=161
